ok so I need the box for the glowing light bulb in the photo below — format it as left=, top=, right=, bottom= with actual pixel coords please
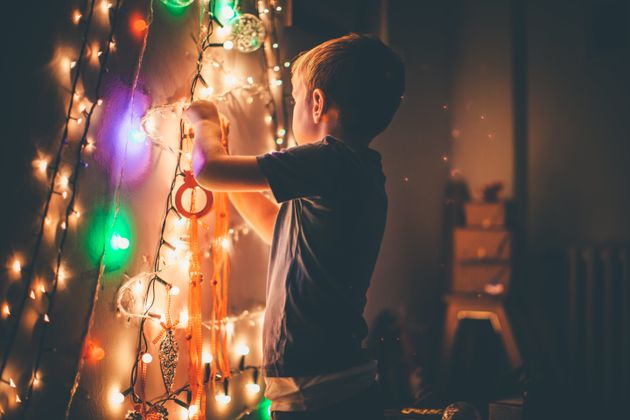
left=274, top=79, right=283, bottom=86
left=72, top=10, right=82, bottom=24
left=2, top=303, right=10, bottom=317
left=272, top=43, right=279, bottom=49
left=111, top=391, right=125, bottom=405
left=97, top=99, right=104, bottom=106
left=110, top=233, right=130, bottom=250
left=275, top=138, right=284, bottom=145
left=246, top=383, right=261, bottom=394
left=62, top=191, right=68, bottom=199
left=264, top=115, right=273, bottom=124
left=70, top=60, right=77, bottom=69
left=276, top=5, right=283, bottom=12
left=60, top=221, right=67, bottom=230
left=199, top=85, right=214, bottom=99
left=35, top=159, right=47, bottom=174
left=29, top=290, right=36, bottom=300
left=246, top=76, right=254, bottom=85
left=101, top=1, right=112, bottom=14
left=225, top=74, right=238, bottom=87
left=215, top=393, right=231, bottom=406
left=39, top=284, right=46, bottom=294
left=179, top=309, right=189, bottom=327
left=59, top=175, right=69, bottom=188
left=15, top=394, right=21, bottom=403
left=273, top=65, right=280, bottom=72
left=226, top=321, right=235, bottom=337
left=131, top=17, right=148, bottom=34
left=11, top=259, right=21, bottom=273
left=44, top=314, right=50, bottom=323
left=235, top=343, right=250, bottom=356
left=278, top=128, right=286, bottom=136
left=130, top=129, right=145, bottom=143
left=9, top=378, right=16, bottom=388
left=202, top=352, right=213, bottom=364
left=219, top=5, right=235, bottom=21
left=188, top=404, right=199, bottom=418
left=142, top=353, right=153, bottom=364
left=217, top=25, right=231, bottom=37
left=169, top=285, right=180, bottom=296
left=220, top=237, right=231, bottom=250
left=284, top=61, right=291, bottom=68
left=223, top=40, right=234, bottom=50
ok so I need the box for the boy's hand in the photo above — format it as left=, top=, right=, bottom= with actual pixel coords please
left=184, top=99, right=220, bottom=127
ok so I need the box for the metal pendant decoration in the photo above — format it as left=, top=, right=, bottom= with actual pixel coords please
left=159, top=329, right=179, bottom=393
left=229, top=13, right=266, bottom=53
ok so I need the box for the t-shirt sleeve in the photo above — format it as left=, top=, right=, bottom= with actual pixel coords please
left=256, top=141, right=340, bottom=203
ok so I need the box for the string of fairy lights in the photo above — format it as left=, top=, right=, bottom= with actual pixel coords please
left=0, top=0, right=123, bottom=417
left=110, top=0, right=290, bottom=418
left=1, top=0, right=290, bottom=418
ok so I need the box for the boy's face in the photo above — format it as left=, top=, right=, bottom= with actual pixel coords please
left=290, top=73, right=319, bottom=145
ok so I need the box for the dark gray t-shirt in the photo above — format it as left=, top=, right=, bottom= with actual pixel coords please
left=256, top=136, right=387, bottom=377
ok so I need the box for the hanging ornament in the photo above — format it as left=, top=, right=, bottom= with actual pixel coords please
left=153, top=290, right=180, bottom=394
left=158, top=329, right=179, bottom=393
left=174, top=171, right=213, bottom=218
left=229, top=13, right=266, bottom=53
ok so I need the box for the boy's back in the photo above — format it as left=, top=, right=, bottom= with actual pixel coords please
left=258, top=135, right=387, bottom=378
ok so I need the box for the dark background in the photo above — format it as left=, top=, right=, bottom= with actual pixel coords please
left=2, top=0, right=630, bottom=418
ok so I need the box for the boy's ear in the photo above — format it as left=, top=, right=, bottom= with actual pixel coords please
left=311, top=88, right=326, bottom=123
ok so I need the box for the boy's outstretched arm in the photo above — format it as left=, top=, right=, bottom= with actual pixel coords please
left=185, top=100, right=270, bottom=192
left=185, top=100, right=278, bottom=245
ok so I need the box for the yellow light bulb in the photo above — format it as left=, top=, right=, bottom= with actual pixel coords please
left=36, top=159, right=48, bottom=173
left=199, top=86, right=214, bottom=99
left=11, top=259, right=21, bottom=273
left=72, top=10, right=82, bottom=24
left=215, top=393, right=231, bottom=406
left=111, top=391, right=125, bottom=405
left=246, top=383, right=261, bottom=395
left=235, top=343, right=250, bottom=356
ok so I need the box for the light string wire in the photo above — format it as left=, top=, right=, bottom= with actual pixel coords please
left=63, top=0, right=127, bottom=417
left=0, top=0, right=99, bottom=384
left=0, top=1, right=117, bottom=414
left=257, top=0, right=286, bottom=150
left=125, top=0, right=220, bottom=410
left=267, top=0, right=292, bottom=147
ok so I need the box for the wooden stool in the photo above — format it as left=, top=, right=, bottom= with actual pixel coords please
left=442, top=294, right=522, bottom=376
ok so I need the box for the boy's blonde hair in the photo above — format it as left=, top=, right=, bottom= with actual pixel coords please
left=292, top=33, right=405, bottom=141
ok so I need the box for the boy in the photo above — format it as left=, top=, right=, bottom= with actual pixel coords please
left=185, top=33, right=405, bottom=419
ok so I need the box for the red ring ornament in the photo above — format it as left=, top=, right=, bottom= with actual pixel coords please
left=174, top=171, right=213, bottom=218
